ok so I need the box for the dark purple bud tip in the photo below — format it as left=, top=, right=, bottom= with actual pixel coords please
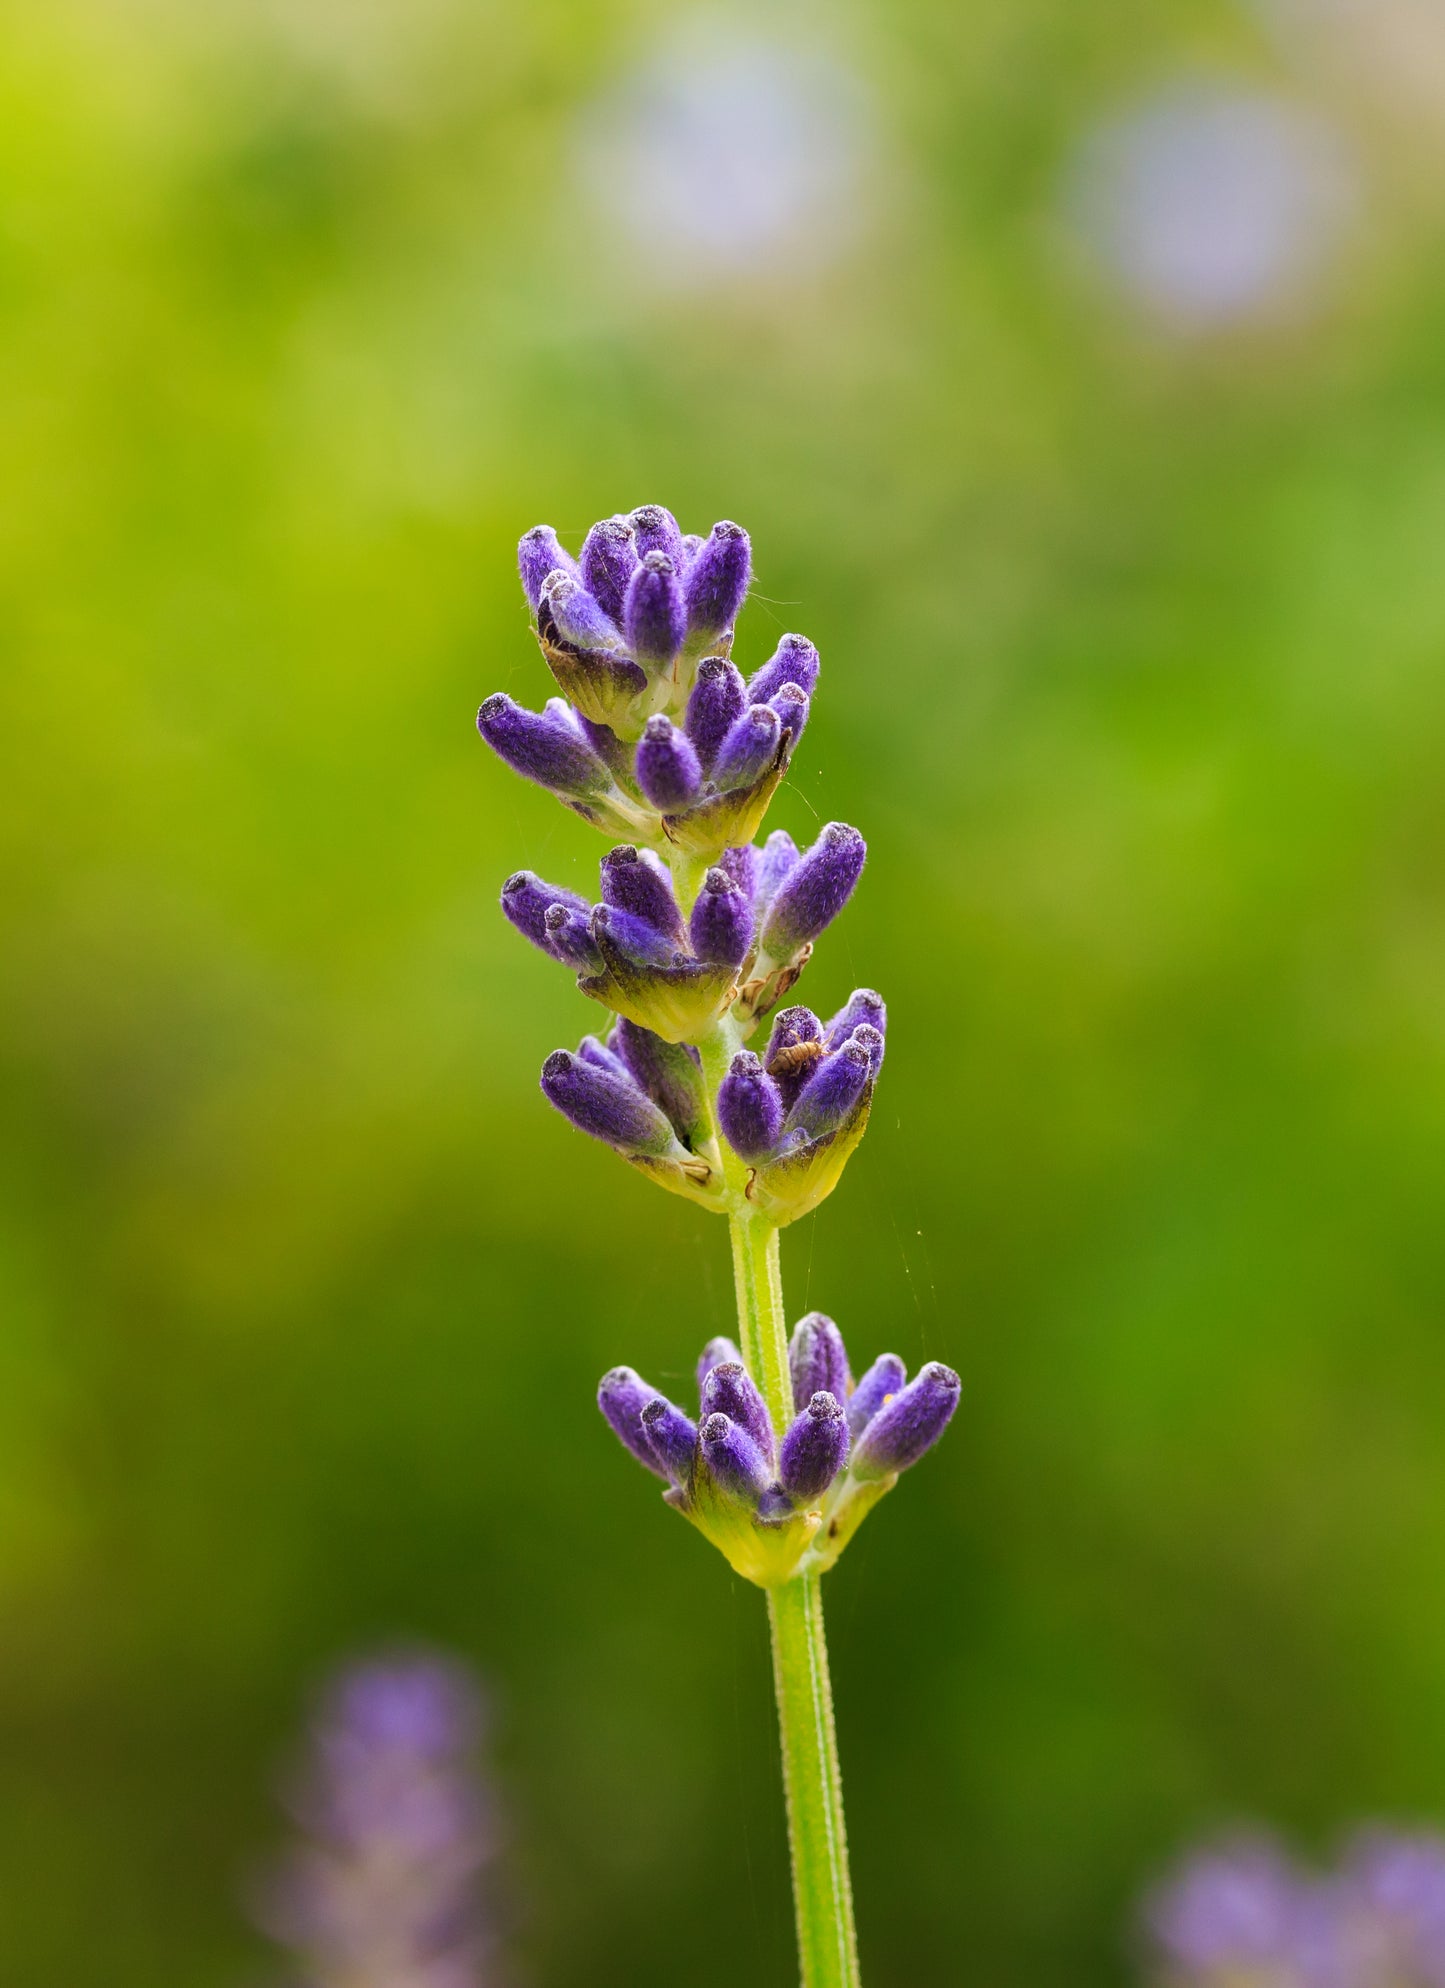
left=624, top=551, right=687, bottom=667
left=580, top=517, right=638, bottom=627
left=689, top=867, right=754, bottom=967
left=717, top=1050, right=784, bottom=1163
left=789, top=1312, right=851, bottom=1412
left=850, top=1362, right=961, bottom=1480
left=544, top=903, right=604, bottom=973
left=684, top=521, right=752, bottom=642
left=847, top=1352, right=907, bottom=1438
left=636, top=716, right=703, bottom=812
left=519, top=524, right=578, bottom=610
left=501, top=870, right=589, bottom=956
left=779, top=1391, right=850, bottom=1502
left=697, top=1335, right=744, bottom=1400
left=770, top=682, right=810, bottom=746
left=712, top=704, right=781, bottom=794
left=760, top=822, right=867, bottom=959
left=684, top=657, right=746, bottom=773
left=629, top=504, right=685, bottom=566
left=783, top=1040, right=870, bottom=1145
left=700, top=1412, right=771, bottom=1506
left=541, top=1048, right=676, bottom=1156
left=827, top=989, right=887, bottom=1055
left=639, top=1396, right=699, bottom=1486
left=700, top=1360, right=775, bottom=1463
left=749, top=632, right=820, bottom=705
left=477, top=693, right=610, bottom=799
left=599, top=845, right=684, bottom=941
left=598, top=1366, right=666, bottom=1477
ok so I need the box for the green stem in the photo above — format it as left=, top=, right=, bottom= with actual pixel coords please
left=728, top=1206, right=861, bottom=1988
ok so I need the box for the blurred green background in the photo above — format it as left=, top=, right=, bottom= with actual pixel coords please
left=4, top=0, right=1445, bottom=1982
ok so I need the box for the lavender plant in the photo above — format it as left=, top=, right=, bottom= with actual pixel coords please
left=478, top=505, right=960, bottom=1988
left=257, top=1654, right=498, bottom=1988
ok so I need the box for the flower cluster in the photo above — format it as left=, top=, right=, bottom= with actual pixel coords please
left=255, top=1653, right=498, bottom=1988
left=1143, top=1827, right=1445, bottom=1987
left=599, top=1312, right=960, bottom=1587
left=480, top=504, right=876, bottom=1226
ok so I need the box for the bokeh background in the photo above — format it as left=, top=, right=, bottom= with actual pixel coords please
left=4, top=0, right=1445, bottom=1981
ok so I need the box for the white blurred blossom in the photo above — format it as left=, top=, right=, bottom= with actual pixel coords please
left=573, top=18, right=876, bottom=290
left=1066, top=80, right=1360, bottom=330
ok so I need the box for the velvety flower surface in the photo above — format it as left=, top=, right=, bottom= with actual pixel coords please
left=597, top=1311, right=959, bottom=1586
left=256, top=1653, right=498, bottom=1988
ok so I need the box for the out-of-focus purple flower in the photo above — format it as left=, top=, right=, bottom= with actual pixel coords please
left=572, top=25, right=876, bottom=292
left=1336, top=1829, right=1445, bottom=1986
left=1141, top=1832, right=1325, bottom=1985
left=1066, top=81, right=1359, bottom=332
left=597, top=1316, right=958, bottom=1586
left=255, top=1653, right=498, bottom=1988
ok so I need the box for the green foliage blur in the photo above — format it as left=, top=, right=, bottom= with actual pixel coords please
left=4, top=1, right=1445, bottom=1982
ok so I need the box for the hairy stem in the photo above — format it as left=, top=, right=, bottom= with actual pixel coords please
left=729, top=1206, right=861, bottom=1988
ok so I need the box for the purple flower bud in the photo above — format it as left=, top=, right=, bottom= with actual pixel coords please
left=624, top=551, right=687, bottom=667
left=783, top=1039, right=871, bottom=1145
left=639, top=1396, right=699, bottom=1486
left=477, top=694, right=612, bottom=799
left=717, top=1051, right=785, bottom=1162
left=847, top=1352, right=907, bottom=1438
left=518, top=524, right=578, bottom=609
left=779, top=1391, right=850, bottom=1502
left=629, top=503, right=686, bottom=566
left=763, top=1005, right=825, bottom=1108
left=684, top=656, right=747, bottom=773
left=636, top=716, right=703, bottom=811
left=699, top=1412, right=771, bottom=1506
left=577, top=1032, right=632, bottom=1083
left=612, top=1016, right=706, bottom=1143
left=756, top=829, right=801, bottom=915
left=599, top=845, right=684, bottom=942
left=500, top=869, right=589, bottom=957
left=579, top=517, right=637, bottom=627
left=591, top=902, right=681, bottom=969
left=718, top=842, right=758, bottom=904
left=680, top=531, right=704, bottom=564
left=759, top=822, right=867, bottom=960
left=544, top=903, right=604, bottom=972
left=749, top=632, right=820, bottom=706
left=769, top=682, right=810, bottom=746
left=712, top=704, right=781, bottom=793
left=789, top=1312, right=851, bottom=1412
left=541, top=1049, right=677, bottom=1156
left=598, top=1365, right=667, bottom=1476
left=684, top=521, right=751, bottom=643
left=700, top=1360, right=775, bottom=1463
left=827, top=989, right=887, bottom=1058
left=689, top=867, right=754, bottom=967
left=850, top=1361, right=961, bottom=1479
left=544, top=572, right=624, bottom=653
left=697, top=1335, right=743, bottom=1399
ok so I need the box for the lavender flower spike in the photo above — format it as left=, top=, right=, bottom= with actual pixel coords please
left=850, top=1362, right=961, bottom=1480
left=256, top=1652, right=496, bottom=1988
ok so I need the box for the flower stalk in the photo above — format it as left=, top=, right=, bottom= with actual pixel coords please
left=478, top=504, right=960, bottom=1988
